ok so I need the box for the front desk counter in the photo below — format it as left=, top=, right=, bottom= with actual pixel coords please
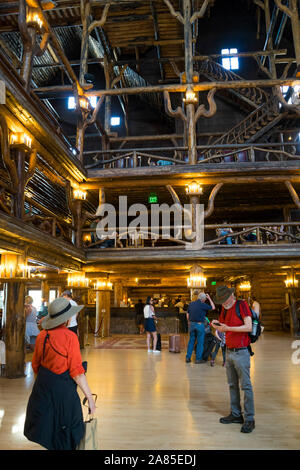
left=85, top=306, right=180, bottom=335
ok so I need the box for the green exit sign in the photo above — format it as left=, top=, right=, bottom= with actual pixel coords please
left=211, top=281, right=217, bottom=285
left=148, top=193, right=158, bottom=204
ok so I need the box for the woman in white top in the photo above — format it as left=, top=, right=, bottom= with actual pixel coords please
left=144, top=296, right=160, bottom=354
left=62, top=290, right=79, bottom=335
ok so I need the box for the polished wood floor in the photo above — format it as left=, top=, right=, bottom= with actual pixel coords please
left=0, top=332, right=300, bottom=450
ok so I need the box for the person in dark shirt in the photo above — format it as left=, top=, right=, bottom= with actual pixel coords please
left=186, top=292, right=215, bottom=364
left=135, top=299, right=144, bottom=334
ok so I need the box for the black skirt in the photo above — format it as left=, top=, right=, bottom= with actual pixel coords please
left=24, top=366, right=84, bottom=450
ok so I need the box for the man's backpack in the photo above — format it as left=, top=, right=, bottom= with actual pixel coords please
left=235, top=300, right=262, bottom=343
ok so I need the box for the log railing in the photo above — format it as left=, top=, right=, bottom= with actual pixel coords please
left=85, top=142, right=300, bottom=169
left=24, top=214, right=74, bottom=244
left=83, top=222, right=300, bottom=250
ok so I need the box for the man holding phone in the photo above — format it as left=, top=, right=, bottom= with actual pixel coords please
left=211, top=285, right=255, bottom=434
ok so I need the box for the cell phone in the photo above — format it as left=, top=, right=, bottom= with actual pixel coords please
left=213, top=322, right=221, bottom=326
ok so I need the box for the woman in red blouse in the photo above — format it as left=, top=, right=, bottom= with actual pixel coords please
left=24, top=297, right=96, bottom=450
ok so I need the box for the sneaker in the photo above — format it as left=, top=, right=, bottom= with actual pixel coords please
left=241, top=420, right=255, bottom=433
left=185, top=358, right=191, bottom=363
left=148, top=349, right=153, bottom=353
left=210, top=360, right=215, bottom=367
left=219, top=413, right=244, bottom=424
left=222, top=362, right=226, bottom=367
left=153, top=350, right=161, bottom=354
left=195, top=359, right=206, bottom=364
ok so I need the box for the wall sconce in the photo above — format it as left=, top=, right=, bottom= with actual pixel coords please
left=239, top=281, right=251, bottom=291
left=94, top=280, right=113, bottom=291
left=83, top=233, right=92, bottom=244
left=284, top=275, right=298, bottom=289
left=0, top=254, right=31, bottom=279
left=31, top=272, right=47, bottom=279
left=10, top=132, right=32, bottom=150
left=73, top=189, right=87, bottom=200
left=67, top=272, right=90, bottom=288
left=183, top=85, right=198, bottom=105
left=185, top=181, right=203, bottom=196
left=26, top=8, right=44, bottom=30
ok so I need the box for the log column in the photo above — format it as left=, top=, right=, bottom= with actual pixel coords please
left=2, top=280, right=26, bottom=378
left=70, top=287, right=89, bottom=349
left=41, top=279, right=50, bottom=303
left=114, top=279, right=123, bottom=307
left=95, top=288, right=112, bottom=338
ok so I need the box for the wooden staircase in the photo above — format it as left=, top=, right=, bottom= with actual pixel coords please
left=197, top=58, right=284, bottom=160
left=197, top=58, right=268, bottom=111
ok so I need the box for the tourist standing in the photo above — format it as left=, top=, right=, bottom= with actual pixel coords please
left=62, top=290, right=79, bottom=335
left=24, top=297, right=96, bottom=450
left=211, top=285, right=255, bottom=433
left=144, top=296, right=160, bottom=354
left=186, top=293, right=215, bottom=364
left=25, top=296, right=40, bottom=351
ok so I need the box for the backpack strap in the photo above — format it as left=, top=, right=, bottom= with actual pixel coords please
left=42, top=330, right=68, bottom=361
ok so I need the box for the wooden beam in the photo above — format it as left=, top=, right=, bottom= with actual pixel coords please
left=33, top=77, right=300, bottom=96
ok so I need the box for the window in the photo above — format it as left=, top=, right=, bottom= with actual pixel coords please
left=49, top=289, right=57, bottom=302
left=221, top=48, right=239, bottom=70
left=28, top=290, right=42, bottom=311
left=111, top=116, right=120, bottom=126
left=68, top=96, right=97, bottom=109
left=0, top=290, right=3, bottom=310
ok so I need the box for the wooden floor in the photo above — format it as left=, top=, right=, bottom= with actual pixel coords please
left=0, top=332, right=300, bottom=450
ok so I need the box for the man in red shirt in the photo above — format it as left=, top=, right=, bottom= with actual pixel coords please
left=211, top=286, right=255, bottom=434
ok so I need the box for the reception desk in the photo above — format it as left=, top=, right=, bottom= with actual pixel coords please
left=85, top=306, right=180, bottom=335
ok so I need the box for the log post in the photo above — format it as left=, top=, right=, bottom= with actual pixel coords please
left=72, top=199, right=84, bottom=249
left=41, top=279, right=50, bottom=303
left=95, top=289, right=111, bottom=337
left=2, top=280, right=26, bottom=378
left=71, top=287, right=88, bottom=349
left=113, top=279, right=123, bottom=307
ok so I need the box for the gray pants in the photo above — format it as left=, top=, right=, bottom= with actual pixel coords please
left=226, top=349, right=255, bottom=421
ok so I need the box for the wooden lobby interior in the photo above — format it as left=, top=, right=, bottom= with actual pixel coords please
left=0, top=0, right=300, bottom=450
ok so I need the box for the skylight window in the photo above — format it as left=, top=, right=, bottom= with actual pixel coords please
left=67, top=96, right=97, bottom=109
left=111, top=116, right=120, bottom=126
left=221, top=48, right=239, bottom=70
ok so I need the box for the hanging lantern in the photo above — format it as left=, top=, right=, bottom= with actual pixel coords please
left=187, top=264, right=206, bottom=288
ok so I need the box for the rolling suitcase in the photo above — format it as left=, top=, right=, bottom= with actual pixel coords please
left=169, top=334, right=181, bottom=353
